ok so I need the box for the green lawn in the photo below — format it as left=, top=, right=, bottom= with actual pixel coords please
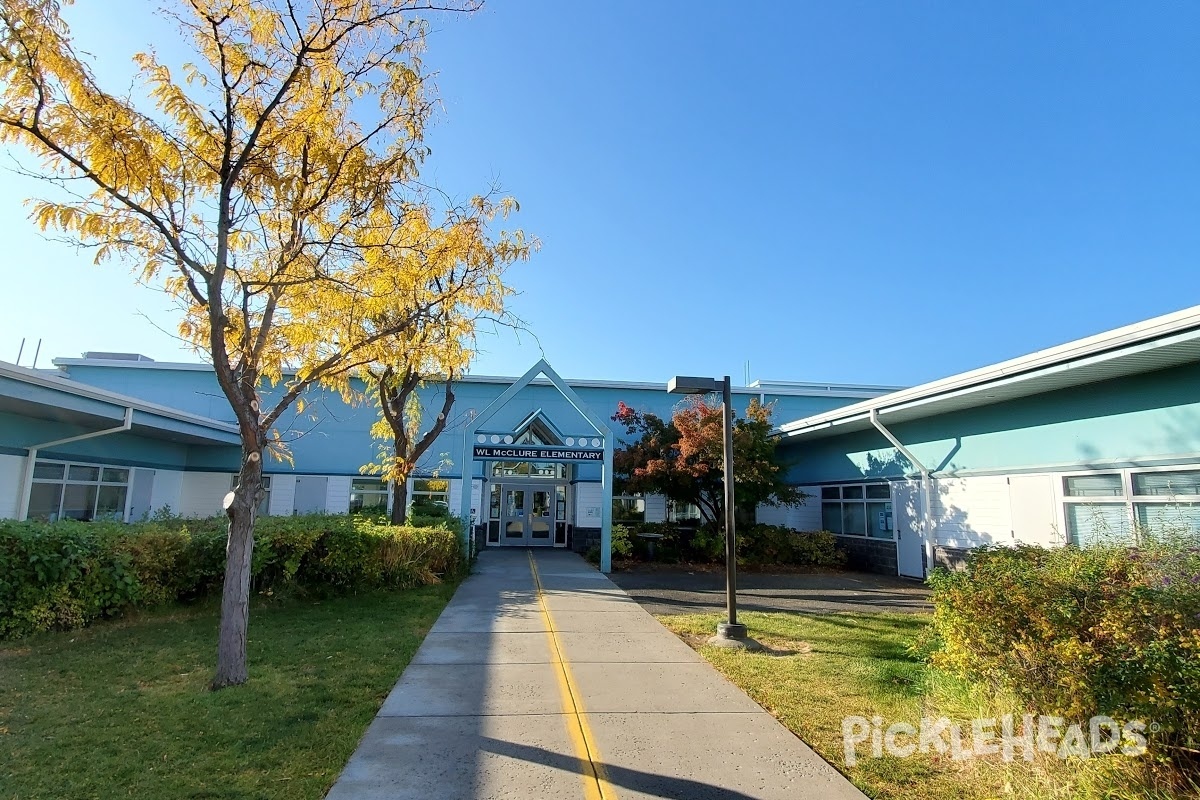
left=660, top=612, right=1185, bottom=800
left=0, top=584, right=458, bottom=800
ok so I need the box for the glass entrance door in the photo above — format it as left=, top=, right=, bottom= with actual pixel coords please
left=503, top=489, right=527, bottom=545
left=530, top=489, right=552, bottom=544
left=498, top=486, right=558, bottom=547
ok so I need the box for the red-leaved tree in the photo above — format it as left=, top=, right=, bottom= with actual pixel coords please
left=612, top=397, right=802, bottom=529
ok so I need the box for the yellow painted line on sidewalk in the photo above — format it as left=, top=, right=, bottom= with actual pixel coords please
left=528, top=550, right=614, bottom=800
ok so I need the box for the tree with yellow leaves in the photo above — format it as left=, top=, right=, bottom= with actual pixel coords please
left=0, top=0, right=532, bottom=688
left=362, top=322, right=464, bottom=526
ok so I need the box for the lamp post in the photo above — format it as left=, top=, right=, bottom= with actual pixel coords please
left=667, top=375, right=760, bottom=650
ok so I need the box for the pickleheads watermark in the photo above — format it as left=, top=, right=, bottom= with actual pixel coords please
left=841, top=715, right=1150, bottom=766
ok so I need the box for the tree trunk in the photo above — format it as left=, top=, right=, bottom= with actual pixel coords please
left=390, top=474, right=409, bottom=525
left=211, top=447, right=263, bottom=690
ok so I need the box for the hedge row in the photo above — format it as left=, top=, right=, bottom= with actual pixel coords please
left=609, top=521, right=845, bottom=567
left=928, top=543, right=1200, bottom=752
left=0, top=514, right=466, bottom=639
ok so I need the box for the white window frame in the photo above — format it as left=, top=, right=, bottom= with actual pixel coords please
left=410, top=477, right=450, bottom=511
left=350, top=477, right=389, bottom=514
left=665, top=499, right=702, bottom=523
left=612, top=494, right=646, bottom=524
left=819, top=482, right=894, bottom=541
left=1056, top=464, right=1200, bottom=545
left=29, top=458, right=133, bottom=523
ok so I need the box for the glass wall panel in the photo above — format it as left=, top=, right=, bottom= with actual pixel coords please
left=1135, top=503, right=1200, bottom=540
left=866, top=501, right=893, bottom=539
left=842, top=502, right=867, bottom=535
left=28, top=483, right=62, bottom=521
left=350, top=478, right=388, bottom=513
left=1066, top=503, right=1132, bottom=546
left=68, top=465, right=100, bottom=482
left=33, top=462, right=64, bottom=480
left=95, top=485, right=127, bottom=519
left=101, top=468, right=130, bottom=484
left=62, top=484, right=98, bottom=520
left=821, top=502, right=843, bottom=534
left=1064, top=474, right=1124, bottom=497
left=1133, top=470, right=1200, bottom=497
left=612, top=496, right=645, bottom=523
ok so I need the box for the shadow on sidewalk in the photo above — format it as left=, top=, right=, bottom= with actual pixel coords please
left=479, top=735, right=762, bottom=800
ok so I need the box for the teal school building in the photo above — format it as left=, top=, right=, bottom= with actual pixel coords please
left=2, top=304, right=1197, bottom=577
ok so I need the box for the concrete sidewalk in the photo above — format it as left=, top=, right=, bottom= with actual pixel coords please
left=326, top=549, right=865, bottom=800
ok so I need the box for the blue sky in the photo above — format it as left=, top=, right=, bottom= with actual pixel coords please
left=2, top=1, right=1197, bottom=389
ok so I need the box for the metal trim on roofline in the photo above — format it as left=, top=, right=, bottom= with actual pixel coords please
left=0, top=360, right=239, bottom=434
left=776, top=304, right=1200, bottom=437
left=51, top=358, right=901, bottom=399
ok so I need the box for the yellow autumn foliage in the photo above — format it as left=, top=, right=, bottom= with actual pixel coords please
left=0, top=0, right=530, bottom=438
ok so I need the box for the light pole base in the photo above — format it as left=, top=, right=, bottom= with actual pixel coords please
left=707, top=622, right=762, bottom=650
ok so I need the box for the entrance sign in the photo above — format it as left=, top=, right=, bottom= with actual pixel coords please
left=473, top=445, right=603, bottom=462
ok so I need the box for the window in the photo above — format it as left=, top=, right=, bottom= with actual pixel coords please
left=490, top=461, right=568, bottom=479
left=1132, top=469, right=1200, bottom=542
left=1064, top=474, right=1124, bottom=497
left=666, top=500, right=702, bottom=523
left=229, top=475, right=272, bottom=516
left=1061, top=467, right=1200, bottom=546
left=30, top=460, right=130, bottom=522
left=1062, top=472, right=1131, bottom=546
left=411, top=478, right=449, bottom=512
left=612, top=495, right=645, bottom=523
left=350, top=478, right=388, bottom=514
left=820, top=483, right=893, bottom=539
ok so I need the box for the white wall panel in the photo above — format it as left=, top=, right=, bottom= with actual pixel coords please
left=326, top=476, right=352, bottom=515
left=932, top=476, right=1014, bottom=548
left=149, top=469, right=184, bottom=516
left=268, top=473, right=296, bottom=517
left=755, top=503, right=788, bottom=526
left=574, top=482, right=603, bottom=526
left=757, top=487, right=821, bottom=530
left=0, top=453, right=25, bottom=519
left=1008, top=474, right=1062, bottom=547
left=790, top=488, right=823, bottom=530
left=179, top=472, right=234, bottom=518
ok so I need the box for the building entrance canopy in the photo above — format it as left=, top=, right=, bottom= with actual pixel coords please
left=459, top=359, right=614, bottom=572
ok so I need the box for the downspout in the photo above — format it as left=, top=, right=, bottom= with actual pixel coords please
left=869, top=408, right=935, bottom=577
left=16, top=407, right=134, bottom=521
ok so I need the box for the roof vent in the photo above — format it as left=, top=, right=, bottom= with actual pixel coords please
left=81, top=352, right=155, bottom=362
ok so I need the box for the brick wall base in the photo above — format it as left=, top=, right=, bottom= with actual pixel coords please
left=833, top=535, right=899, bottom=575
left=570, top=526, right=601, bottom=555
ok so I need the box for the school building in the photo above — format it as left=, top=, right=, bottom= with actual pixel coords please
left=2, top=304, right=1197, bottom=577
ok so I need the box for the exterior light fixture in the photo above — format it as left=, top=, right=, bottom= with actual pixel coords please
left=667, top=375, right=760, bottom=650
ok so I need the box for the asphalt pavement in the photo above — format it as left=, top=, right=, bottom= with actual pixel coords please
left=608, top=566, right=931, bottom=616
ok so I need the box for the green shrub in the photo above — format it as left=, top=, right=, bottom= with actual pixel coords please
left=410, top=498, right=450, bottom=518
left=0, top=521, right=141, bottom=638
left=409, top=514, right=466, bottom=537
left=0, top=514, right=466, bottom=639
left=736, top=525, right=846, bottom=567
left=928, top=542, right=1200, bottom=754
left=611, top=524, right=634, bottom=558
